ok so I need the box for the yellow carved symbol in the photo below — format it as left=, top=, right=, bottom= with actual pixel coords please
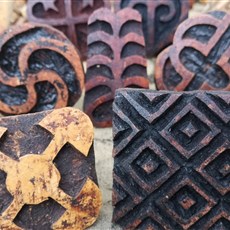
left=0, top=108, right=102, bottom=229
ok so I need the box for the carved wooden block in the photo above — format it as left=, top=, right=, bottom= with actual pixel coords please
left=0, top=107, right=101, bottom=229
left=113, top=89, right=230, bottom=229
left=114, top=0, right=189, bottom=58
left=27, top=0, right=110, bottom=60
left=155, top=11, right=230, bottom=91
left=83, top=7, right=149, bottom=128
left=0, top=23, right=84, bottom=115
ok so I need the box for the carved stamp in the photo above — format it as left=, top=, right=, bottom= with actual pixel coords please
left=113, top=89, right=230, bottom=229
left=27, top=0, right=109, bottom=60
left=0, top=107, right=101, bottom=229
left=114, top=0, right=189, bottom=57
left=155, top=11, right=230, bottom=91
left=83, top=8, right=149, bottom=128
left=0, top=23, right=84, bottom=115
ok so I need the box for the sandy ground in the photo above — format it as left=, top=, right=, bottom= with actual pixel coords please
left=0, top=3, right=218, bottom=228
left=74, top=91, right=117, bottom=230
left=91, top=127, right=116, bottom=230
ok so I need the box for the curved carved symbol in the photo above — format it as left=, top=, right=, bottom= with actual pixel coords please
left=0, top=108, right=102, bottom=229
left=83, top=7, right=149, bottom=127
left=114, top=0, right=189, bottom=57
left=0, top=23, right=84, bottom=115
left=155, top=11, right=230, bottom=91
left=27, top=0, right=108, bottom=60
left=112, top=89, right=229, bottom=229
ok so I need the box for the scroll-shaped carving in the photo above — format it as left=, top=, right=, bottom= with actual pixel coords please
left=155, top=11, right=230, bottom=91
left=83, top=7, right=149, bottom=128
left=113, top=89, right=230, bottom=229
left=114, top=0, right=189, bottom=57
left=0, top=23, right=84, bottom=115
left=27, top=0, right=110, bottom=60
left=0, top=107, right=101, bottom=229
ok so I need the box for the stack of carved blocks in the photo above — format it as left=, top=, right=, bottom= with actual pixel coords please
left=113, top=10, right=230, bottom=230
left=0, top=0, right=229, bottom=229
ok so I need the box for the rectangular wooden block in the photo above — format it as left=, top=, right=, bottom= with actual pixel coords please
left=112, top=89, right=230, bottom=229
left=0, top=107, right=101, bottom=229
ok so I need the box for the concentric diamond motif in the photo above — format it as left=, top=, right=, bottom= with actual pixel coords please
left=158, top=177, right=216, bottom=229
left=178, top=194, right=196, bottom=210
left=197, top=146, right=230, bottom=195
left=160, top=104, right=220, bottom=159
left=124, top=140, right=179, bottom=193
left=112, top=90, right=230, bottom=229
left=134, top=148, right=162, bottom=175
left=180, top=121, right=198, bottom=138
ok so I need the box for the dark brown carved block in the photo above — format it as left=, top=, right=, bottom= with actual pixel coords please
left=83, top=7, right=149, bottom=128
left=27, top=0, right=111, bottom=60
left=114, top=0, right=189, bottom=58
left=0, top=107, right=101, bottom=229
left=155, top=11, right=230, bottom=91
left=0, top=23, right=84, bottom=115
left=113, top=89, right=230, bottom=229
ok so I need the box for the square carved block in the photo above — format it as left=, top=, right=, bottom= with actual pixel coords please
left=0, top=107, right=101, bottom=229
left=113, top=89, right=230, bottom=229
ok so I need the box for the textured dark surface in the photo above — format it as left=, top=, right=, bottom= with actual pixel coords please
left=27, top=0, right=110, bottom=60
left=155, top=11, right=230, bottom=91
left=0, top=107, right=101, bottom=229
left=113, top=89, right=230, bottom=229
left=114, top=0, right=189, bottom=57
left=83, top=7, right=149, bottom=128
left=0, top=23, right=84, bottom=115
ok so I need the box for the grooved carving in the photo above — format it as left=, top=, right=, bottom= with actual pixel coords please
left=114, top=0, right=189, bottom=57
left=113, top=89, right=230, bottom=230
left=0, top=23, right=84, bottom=115
left=0, top=107, right=101, bottom=229
left=155, top=11, right=230, bottom=91
left=83, top=7, right=149, bottom=128
left=27, top=0, right=110, bottom=60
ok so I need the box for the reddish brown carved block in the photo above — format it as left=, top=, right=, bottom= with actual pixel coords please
left=189, top=0, right=195, bottom=8
left=83, top=7, right=149, bottom=128
left=155, top=11, right=230, bottom=91
left=27, top=0, right=110, bottom=60
left=0, top=107, right=102, bottom=229
left=0, top=23, right=84, bottom=115
left=113, top=89, right=230, bottom=229
left=114, top=0, right=189, bottom=58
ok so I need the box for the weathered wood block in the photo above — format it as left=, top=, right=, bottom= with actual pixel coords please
left=27, top=0, right=110, bottom=60
left=0, top=107, right=101, bottom=229
left=114, top=0, right=189, bottom=58
left=83, top=7, right=149, bottom=128
left=155, top=11, right=230, bottom=91
left=113, top=89, right=230, bottom=229
left=0, top=23, right=84, bottom=115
